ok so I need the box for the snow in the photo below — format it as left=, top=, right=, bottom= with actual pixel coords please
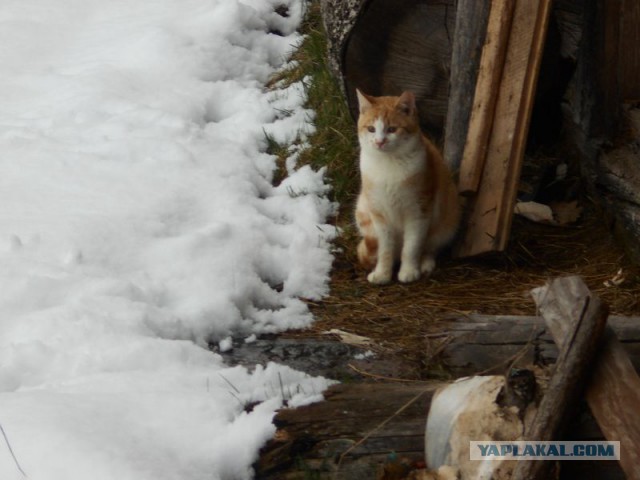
left=0, top=0, right=336, bottom=479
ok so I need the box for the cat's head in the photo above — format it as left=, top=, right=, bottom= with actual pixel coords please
left=356, top=89, right=420, bottom=154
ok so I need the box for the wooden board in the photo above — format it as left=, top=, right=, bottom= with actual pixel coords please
left=513, top=276, right=609, bottom=480
left=442, top=0, right=490, bottom=171
left=256, top=382, right=441, bottom=479
left=585, top=331, right=640, bottom=480
left=620, top=0, right=640, bottom=101
left=457, top=0, right=515, bottom=193
left=532, top=277, right=640, bottom=480
left=440, top=314, right=640, bottom=377
left=456, top=0, right=553, bottom=257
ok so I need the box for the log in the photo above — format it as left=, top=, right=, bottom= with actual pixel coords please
left=532, top=277, right=640, bottom=480
left=322, top=0, right=457, bottom=137
left=343, top=0, right=456, bottom=137
left=512, top=277, right=609, bottom=480
left=442, top=0, right=490, bottom=172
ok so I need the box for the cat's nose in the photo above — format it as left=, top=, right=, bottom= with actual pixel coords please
left=375, top=139, right=387, bottom=148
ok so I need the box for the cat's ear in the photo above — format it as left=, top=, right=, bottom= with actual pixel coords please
left=356, top=89, right=374, bottom=114
left=396, top=91, right=416, bottom=116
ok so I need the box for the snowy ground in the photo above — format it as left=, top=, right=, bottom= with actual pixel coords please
left=0, top=1, right=337, bottom=478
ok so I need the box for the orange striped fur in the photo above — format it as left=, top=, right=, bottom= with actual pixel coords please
left=355, top=90, right=460, bottom=284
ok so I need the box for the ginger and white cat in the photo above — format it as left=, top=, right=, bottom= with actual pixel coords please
left=355, top=89, right=460, bottom=284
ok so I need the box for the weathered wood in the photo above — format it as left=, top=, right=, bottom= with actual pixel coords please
left=440, top=314, right=640, bottom=376
left=532, top=277, right=640, bottom=480
left=597, top=0, right=623, bottom=136
left=512, top=277, right=609, bottom=480
left=620, top=0, right=640, bottom=101
left=456, top=0, right=553, bottom=257
left=257, top=382, right=441, bottom=479
left=457, top=0, right=515, bottom=193
left=596, top=107, right=640, bottom=263
left=585, top=331, right=640, bottom=480
left=557, top=0, right=640, bottom=263
left=442, top=0, right=490, bottom=172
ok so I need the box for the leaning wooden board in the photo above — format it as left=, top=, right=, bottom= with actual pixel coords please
left=456, top=0, right=553, bottom=257
left=514, top=277, right=609, bottom=480
left=532, top=278, right=640, bottom=480
left=457, top=0, right=515, bottom=194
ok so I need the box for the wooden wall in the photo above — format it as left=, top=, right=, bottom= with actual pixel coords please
left=620, top=0, right=640, bottom=102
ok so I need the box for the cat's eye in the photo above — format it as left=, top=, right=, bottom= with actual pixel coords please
left=367, top=126, right=375, bottom=133
left=387, top=126, right=397, bottom=133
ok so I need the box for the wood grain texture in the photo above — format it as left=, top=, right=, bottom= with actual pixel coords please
left=620, top=0, right=640, bottom=100
left=513, top=277, right=608, bottom=480
left=456, top=0, right=553, bottom=257
left=457, top=0, right=514, bottom=194
left=442, top=0, right=490, bottom=172
left=440, top=314, right=640, bottom=377
left=532, top=277, right=640, bottom=480
left=257, top=382, right=441, bottom=479
left=343, top=0, right=456, bottom=137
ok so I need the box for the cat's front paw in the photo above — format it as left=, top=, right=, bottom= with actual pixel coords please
left=398, top=264, right=421, bottom=283
left=367, top=269, right=392, bottom=285
left=421, top=255, right=436, bottom=276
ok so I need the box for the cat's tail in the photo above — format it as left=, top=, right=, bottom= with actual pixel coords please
left=357, top=236, right=377, bottom=270
left=355, top=198, right=378, bottom=269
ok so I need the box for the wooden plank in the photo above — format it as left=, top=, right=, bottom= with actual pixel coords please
left=456, top=0, right=553, bottom=257
left=512, top=277, right=608, bottom=480
left=443, top=0, right=490, bottom=172
left=620, top=0, right=640, bottom=101
left=257, top=382, right=441, bottom=478
left=532, top=277, right=640, bottom=480
left=440, top=314, right=640, bottom=376
left=593, top=0, right=622, bottom=136
left=457, top=0, right=515, bottom=194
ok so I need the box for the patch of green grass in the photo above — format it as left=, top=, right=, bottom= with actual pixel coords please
left=270, top=1, right=359, bottom=209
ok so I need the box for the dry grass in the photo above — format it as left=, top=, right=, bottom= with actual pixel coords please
left=293, top=205, right=640, bottom=379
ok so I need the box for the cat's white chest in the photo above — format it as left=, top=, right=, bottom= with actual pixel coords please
left=360, top=148, right=426, bottom=222
left=360, top=147, right=423, bottom=182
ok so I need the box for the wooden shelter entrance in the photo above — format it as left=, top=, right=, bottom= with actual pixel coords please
left=321, top=0, right=640, bottom=262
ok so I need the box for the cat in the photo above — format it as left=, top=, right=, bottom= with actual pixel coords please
left=354, top=89, right=460, bottom=284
